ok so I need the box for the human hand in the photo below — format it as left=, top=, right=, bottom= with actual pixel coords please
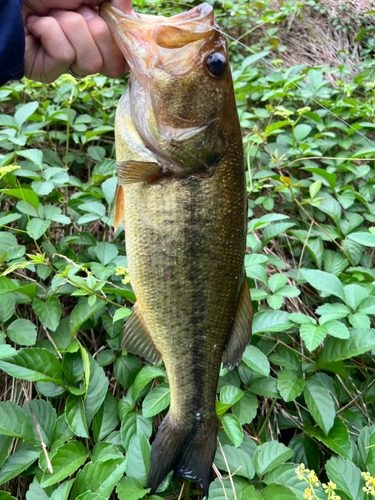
left=23, top=0, right=134, bottom=83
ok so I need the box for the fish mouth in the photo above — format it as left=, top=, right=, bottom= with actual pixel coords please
left=99, top=2, right=217, bottom=77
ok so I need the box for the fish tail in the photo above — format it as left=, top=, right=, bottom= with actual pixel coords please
left=147, top=413, right=218, bottom=499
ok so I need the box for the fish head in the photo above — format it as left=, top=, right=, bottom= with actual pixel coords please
left=100, top=2, right=239, bottom=176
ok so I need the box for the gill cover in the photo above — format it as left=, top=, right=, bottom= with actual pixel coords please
left=100, top=3, right=234, bottom=177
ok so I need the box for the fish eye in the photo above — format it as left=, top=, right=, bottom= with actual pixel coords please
left=206, top=52, right=227, bottom=78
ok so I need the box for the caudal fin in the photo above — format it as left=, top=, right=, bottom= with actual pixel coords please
left=146, top=414, right=217, bottom=498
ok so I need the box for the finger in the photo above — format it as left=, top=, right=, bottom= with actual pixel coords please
left=49, top=10, right=104, bottom=76
left=25, top=15, right=76, bottom=82
left=76, top=6, right=127, bottom=78
left=111, top=0, right=134, bottom=15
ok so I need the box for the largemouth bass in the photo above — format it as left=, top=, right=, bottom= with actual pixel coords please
left=100, top=3, right=253, bottom=496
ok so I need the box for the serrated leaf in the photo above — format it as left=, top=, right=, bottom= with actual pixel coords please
left=7, top=318, right=37, bottom=346
left=304, top=377, right=335, bottom=435
left=277, top=370, right=305, bottom=402
left=252, top=310, right=292, bottom=334
left=24, top=399, right=56, bottom=446
left=0, top=401, right=36, bottom=443
left=261, top=484, right=297, bottom=500
left=85, top=356, right=109, bottom=425
left=132, top=366, right=167, bottom=401
left=115, top=354, right=142, bottom=389
left=71, top=458, right=127, bottom=499
left=214, top=444, right=255, bottom=479
left=269, top=348, right=299, bottom=370
left=0, top=348, right=62, bottom=382
left=348, top=232, right=375, bottom=247
left=126, top=434, right=151, bottom=486
left=222, top=414, right=243, bottom=447
left=253, top=441, right=294, bottom=476
left=96, top=242, right=119, bottom=266
left=40, top=441, right=88, bottom=487
left=324, top=320, right=350, bottom=339
left=242, top=345, right=270, bottom=377
left=71, top=299, right=106, bottom=330
left=319, top=329, right=375, bottom=365
left=301, top=269, right=345, bottom=301
left=248, top=376, right=280, bottom=398
left=305, top=417, right=352, bottom=460
left=208, top=476, right=249, bottom=500
left=0, top=446, right=41, bottom=486
left=113, top=307, right=132, bottom=323
left=116, top=476, right=150, bottom=500
left=0, top=293, right=15, bottom=323
left=120, top=411, right=152, bottom=451
left=300, top=323, right=327, bottom=351
left=142, top=383, right=170, bottom=418
left=33, top=297, right=61, bottom=332
left=27, top=218, right=51, bottom=239
left=232, top=391, right=258, bottom=425
left=65, top=395, right=89, bottom=438
left=325, top=456, right=365, bottom=500
left=220, top=385, right=244, bottom=406
left=92, top=392, right=120, bottom=442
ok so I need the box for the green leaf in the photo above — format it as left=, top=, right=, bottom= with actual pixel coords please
left=222, top=414, right=243, bottom=447
left=214, top=444, right=255, bottom=479
left=0, top=348, right=63, bottom=382
left=24, top=399, right=56, bottom=446
left=113, top=307, right=132, bottom=323
left=348, top=232, right=375, bottom=247
left=267, top=294, right=283, bottom=310
left=65, top=395, right=89, bottom=438
left=120, top=411, right=152, bottom=451
left=324, top=249, right=349, bottom=275
left=96, top=242, right=119, bottom=266
left=0, top=446, right=41, bottom=486
left=242, top=345, right=270, bottom=377
left=304, top=417, right=352, bottom=460
left=325, top=456, right=365, bottom=500
left=316, top=303, right=350, bottom=322
left=27, top=218, right=51, bottom=239
left=344, top=284, right=368, bottom=312
left=232, top=391, right=258, bottom=425
left=248, top=376, right=280, bottom=398
left=71, top=298, right=106, bottom=330
left=261, top=484, right=297, bottom=500
left=91, top=443, right=124, bottom=463
left=7, top=318, right=37, bottom=346
left=0, top=293, right=15, bottom=323
left=0, top=213, right=21, bottom=227
left=208, top=476, right=249, bottom=500
left=126, top=434, right=151, bottom=486
left=33, top=298, right=61, bottom=332
left=304, top=167, right=336, bottom=189
left=294, top=124, right=312, bottom=142
left=142, top=383, right=170, bottom=418
left=50, top=479, right=75, bottom=500
left=301, top=269, right=345, bottom=301
left=318, top=197, right=341, bottom=227
left=319, top=329, right=375, bottom=365
left=0, top=188, right=39, bottom=211
left=220, top=385, right=244, bottom=406
left=85, top=356, right=109, bottom=425
left=115, top=354, right=142, bottom=389
left=92, top=392, right=120, bottom=442
left=277, top=370, right=305, bottom=402
left=15, top=103, right=39, bottom=126
left=71, top=458, right=127, bottom=499
left=253, top=441, right=294, bottom=476
left=132, top=365, right=167, bottom=401
left=268, top=273, right=288, bottom=292
left=269, top=348, right=299, bottom=370
left=40, top=441, right=88, bottom=487
left=304, top=377, right=335, bottom=435
left=262, top=222, right=295, bottom=247
left=324, top=320, right=350, bottom=339
left=0, top=401, right=36, bottom=442
left=300, top=323, right=327, bottom=351
left=116, top=477, right=150, bottom=500
left=252, top=310, right=292, bottom=334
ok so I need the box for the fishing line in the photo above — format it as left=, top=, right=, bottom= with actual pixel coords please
left=187, top=18, right=375, bottom=151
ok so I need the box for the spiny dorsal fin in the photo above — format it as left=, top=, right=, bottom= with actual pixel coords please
left=122, top=303, right=162, bottom=364
left=113, top=184, right=125, bottom=232
left=116, top=160, right=163, bottom=184
left=222, top=275, right=253, bottom=370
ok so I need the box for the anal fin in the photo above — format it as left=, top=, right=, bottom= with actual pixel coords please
left=117, top=160, right=163, bottom=184
left=222, top=275, right=253, bottom=370
left=122, top=303, right=162, bottom=364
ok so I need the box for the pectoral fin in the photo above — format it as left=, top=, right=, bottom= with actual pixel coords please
left=116, top=160, right=163, bottom=184
left=113, top=184, right=125, bottom=232
left=122, top=303, right=162, bottom=364
left=222, top=276, right=253, bottom=370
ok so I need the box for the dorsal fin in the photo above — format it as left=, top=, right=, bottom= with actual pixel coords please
left=122, top=303, right=162, bottom=364
left=222, top=275, right=253, bottom=370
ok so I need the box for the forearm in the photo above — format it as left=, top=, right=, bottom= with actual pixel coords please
left=0, top=0, right=25, bottom=86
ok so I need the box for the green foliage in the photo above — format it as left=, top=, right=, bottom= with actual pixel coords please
left=1, top=0, right=375, bottom=499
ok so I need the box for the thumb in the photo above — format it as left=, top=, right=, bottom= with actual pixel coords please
left=110, top=0, right=135, bottom=16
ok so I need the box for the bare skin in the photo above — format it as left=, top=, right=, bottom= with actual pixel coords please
left=22, top=0, right=134, bottom=83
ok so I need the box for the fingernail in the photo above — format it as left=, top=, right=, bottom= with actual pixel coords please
left=81, top=7, right=96, bottom=20
left=26, top=15, right=39, bottom=24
